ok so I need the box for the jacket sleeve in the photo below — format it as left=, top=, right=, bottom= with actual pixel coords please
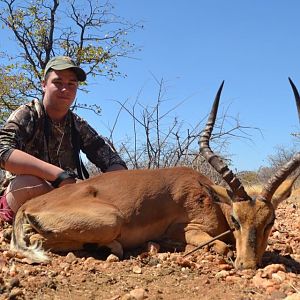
left=0, top=104, right=36, bottom=169
left=73, top=114, right=127, bottom=172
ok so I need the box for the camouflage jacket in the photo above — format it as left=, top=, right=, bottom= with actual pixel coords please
left=0, top=99, right=127, bottom=186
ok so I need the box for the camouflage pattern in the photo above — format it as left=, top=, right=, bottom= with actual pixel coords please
left=0, top=99, right=127, bottom=189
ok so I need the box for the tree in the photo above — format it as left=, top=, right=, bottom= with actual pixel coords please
left=0, top=0, right=258, bottom=178
left=256, top=145, right=299, bottom=183
left=0, top=64, right=30, bottom=123
left=0, top=0, right=141, bottom=124
left=101, top=78, right=257, bottom=184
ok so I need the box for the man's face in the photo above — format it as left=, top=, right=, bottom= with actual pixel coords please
left=42, top=69, right=79, bottom=111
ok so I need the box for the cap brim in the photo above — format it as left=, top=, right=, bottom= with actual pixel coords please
left=72, top=67, right=86, bottom=82
left=50, top=66, right=86, bottom=82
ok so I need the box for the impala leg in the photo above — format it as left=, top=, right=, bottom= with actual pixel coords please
left=24, top=202, right=124, bottom=253
left=165, top=223, right=230, bottom=255
left=106, top=240, right=123, bottom=258
left=185, top=229, right=230, bottom=255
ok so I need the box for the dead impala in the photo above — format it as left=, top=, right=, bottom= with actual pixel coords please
left=10, top=79, right=300, bottom=269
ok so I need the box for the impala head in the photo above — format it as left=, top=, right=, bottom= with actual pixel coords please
left=199, top=79, right=300, bottom=269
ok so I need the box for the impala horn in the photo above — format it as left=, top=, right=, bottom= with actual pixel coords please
left=288, top=77, right=300, bottom=124
left=259, top=78, right=300, bottom=202
left=199, top=81, right=251, bottom=201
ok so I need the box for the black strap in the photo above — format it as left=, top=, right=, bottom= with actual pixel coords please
left=41, top=102, right=89, bottom=180
left=50, top=171, right=77, bottom=188
left=70, top=115, right=89, bottom=180
left=43, top=109, right=52, bottom=164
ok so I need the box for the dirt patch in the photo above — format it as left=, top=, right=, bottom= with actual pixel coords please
left=1, top=196, right=300, bottom=300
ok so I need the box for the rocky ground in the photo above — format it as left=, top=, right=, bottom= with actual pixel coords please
left=0, top=193, right=300, bottom=300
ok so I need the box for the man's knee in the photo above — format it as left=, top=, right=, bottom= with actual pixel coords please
left=5, top=175, right=53, bottom=213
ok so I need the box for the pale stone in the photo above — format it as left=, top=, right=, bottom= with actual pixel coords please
left=272, top=271, right=286, bottom=283
left=106, top=254, right=120, bottom=262
left=283, top=293, right=300, bottom=300
left=261, top=264, right=286, bottom=279
left=65, top=252, right=77, bottom=263
left=252, top=274, right=275, bottom=289
left=215, top=270, right=229, bottom=278
left=132, top=265, right=142, bottom=274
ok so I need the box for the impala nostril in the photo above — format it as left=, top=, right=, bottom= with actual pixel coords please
left=237, top=261, right=244, bottom=270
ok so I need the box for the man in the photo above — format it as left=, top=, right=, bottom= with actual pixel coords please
left=0, top=56, right=127, bottom=224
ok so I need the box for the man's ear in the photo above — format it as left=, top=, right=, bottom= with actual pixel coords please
left=42, top=80, right=46, bottom=92
left=210, top=184, right=233, bottom=205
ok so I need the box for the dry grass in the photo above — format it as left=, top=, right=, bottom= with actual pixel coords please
left=244, top=184, right=263, bottom=197
left=292, top=187, right=300, bottom=197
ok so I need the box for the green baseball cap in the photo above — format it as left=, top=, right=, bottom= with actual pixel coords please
left=44, top=56, right=86, bottom=81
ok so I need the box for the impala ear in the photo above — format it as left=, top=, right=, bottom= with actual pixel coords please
left=210, top=185, right=233, bottom=205
left=271, top=175, right=299, bottom=209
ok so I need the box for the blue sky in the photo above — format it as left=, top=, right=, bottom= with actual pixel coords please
left=78, top=0, right=300, bottom=172
left=2, top=1, right=299, bottom=171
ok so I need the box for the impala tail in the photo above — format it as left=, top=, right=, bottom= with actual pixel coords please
left=10, top=209, right=50, bottom=264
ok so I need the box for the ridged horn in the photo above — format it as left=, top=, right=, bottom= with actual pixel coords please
left=288, top=77, right=300, bottom=123
left=259, top=153, right=300, bottom=202
left=259, top=78, right=300, bottom=201
left=199, top=81, right=251, bottom=201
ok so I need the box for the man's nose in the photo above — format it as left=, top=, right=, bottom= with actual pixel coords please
left=60, top=84, right=69, bottom=91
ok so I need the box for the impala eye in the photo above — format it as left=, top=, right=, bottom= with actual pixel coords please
left=231, top=215, right=240, bottom=230
left=264, top=218, right=275, bottom=233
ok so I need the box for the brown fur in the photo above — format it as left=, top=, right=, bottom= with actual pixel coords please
left=10, top=167, right=295, bottom=268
